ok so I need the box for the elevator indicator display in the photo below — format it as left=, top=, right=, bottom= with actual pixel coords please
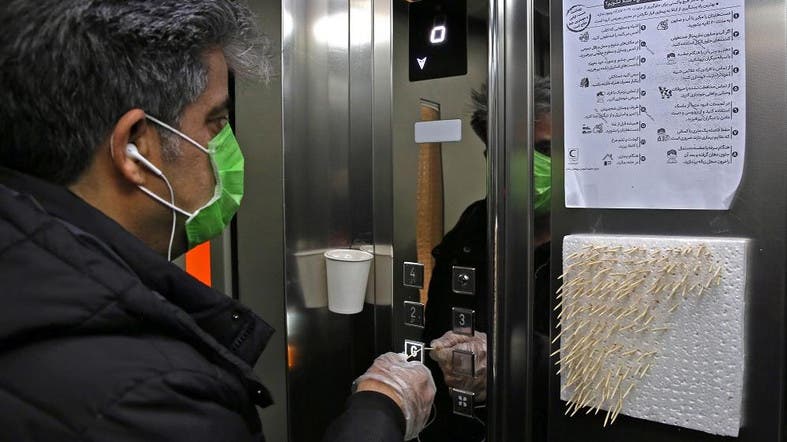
left=409, top=0, right=467, bottom=81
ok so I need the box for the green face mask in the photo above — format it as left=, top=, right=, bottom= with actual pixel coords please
left=182, top=123, right=244, bottom=248
left=143, top=115, right=244, bottom=254
left=534, top=150, right=551, bottom=216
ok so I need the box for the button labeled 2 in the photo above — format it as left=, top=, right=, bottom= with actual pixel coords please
left=404, top=301, right=425, bottom=328
left=452, top=307, right=475, bottom=336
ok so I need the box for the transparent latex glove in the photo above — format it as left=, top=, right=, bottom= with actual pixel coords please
left=429, top=331, right=488, bottom=401
left=354, top=352, right=436, bottom=440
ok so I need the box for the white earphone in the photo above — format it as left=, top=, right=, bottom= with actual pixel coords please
left=125, top=143, right=163, bottom=177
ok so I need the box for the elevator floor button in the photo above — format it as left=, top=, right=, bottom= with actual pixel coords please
left=403, top=262, right=425, bottom=289
left=404, top=340, right=425, bottom=363
left=452, top=307, right=475, bottom=336
left=452, top=350, right=475, bottom=376
left=404, top=301, right=426, bottom=328
left=451, top=388, right=475, bottom=417
left=452, top=266, right=476, bottom=295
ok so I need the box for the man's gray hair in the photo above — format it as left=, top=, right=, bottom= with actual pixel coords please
left=470, top=76, right=551, bottom=145
left=0, top=0, right=272, bottom=185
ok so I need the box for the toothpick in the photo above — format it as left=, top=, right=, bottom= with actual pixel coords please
left=610, top=397, right=624, bottom=424
left=603, top=406, right=613, bottom=427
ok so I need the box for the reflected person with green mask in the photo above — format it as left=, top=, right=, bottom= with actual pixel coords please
left=421, top=77, right=552, bottom=442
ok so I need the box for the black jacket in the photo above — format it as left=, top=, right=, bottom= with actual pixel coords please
left=0, top=168, right=276, bottom=441
left=0, top=168, right=405, bottom=442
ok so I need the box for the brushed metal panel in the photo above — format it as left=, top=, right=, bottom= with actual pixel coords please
left=487, top=0, right=536, bottom=440
left=234, top=0, right=287, bottom=440
left=281, top=0, right=383, bottom=440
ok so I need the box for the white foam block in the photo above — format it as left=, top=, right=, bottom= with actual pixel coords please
left=560, top=234, right=748, bottom=436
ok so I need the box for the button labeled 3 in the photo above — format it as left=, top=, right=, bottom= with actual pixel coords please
left=452, top=307, right=475, bottom=336
left=452, top=266, right=476, bottom=295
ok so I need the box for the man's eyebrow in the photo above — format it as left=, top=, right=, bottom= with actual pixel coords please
left=207, top=97, right=231, bottom=117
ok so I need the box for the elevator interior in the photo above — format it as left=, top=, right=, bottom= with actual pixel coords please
left=228, top=0, right=787, bottom=441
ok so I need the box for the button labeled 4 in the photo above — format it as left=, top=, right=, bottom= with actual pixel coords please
left=403, top=262, right=425, bottom=289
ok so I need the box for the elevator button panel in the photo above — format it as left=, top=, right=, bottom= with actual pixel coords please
left=403, top=262, right=425, bottom=289
left=452, top=307, right=475, bottom=336
left=451, top=266, right=476, bottom=295
left=452, top=350, right=475, bottom=377
left=404, top=340, right=425, bottom=363
left=451, top=388, right=475, bottom=417
left=404, top=301, right=426, bottom=328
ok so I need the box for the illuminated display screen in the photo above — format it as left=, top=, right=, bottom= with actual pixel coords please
left=409, top=0, right=467, bottom=82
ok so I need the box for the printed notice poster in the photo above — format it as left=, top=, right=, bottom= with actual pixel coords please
left=563, top=0, right=746, bottom=209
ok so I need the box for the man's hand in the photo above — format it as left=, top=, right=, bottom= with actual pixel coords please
left=354, top=352, right=436, bottom=440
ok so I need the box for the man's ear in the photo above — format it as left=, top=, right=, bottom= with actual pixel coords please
left=108, top=109, right=160, bottom=186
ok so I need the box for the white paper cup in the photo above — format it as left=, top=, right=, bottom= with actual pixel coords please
left=293, top=249, right=329, bottom=308
left=324, top=249, right=374, bottom=314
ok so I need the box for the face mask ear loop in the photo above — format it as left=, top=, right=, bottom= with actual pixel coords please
left=162, top=174, right=177, bottom=262
left=145, top=114, right=210, bottom=155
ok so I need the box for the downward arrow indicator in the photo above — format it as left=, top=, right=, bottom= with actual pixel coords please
left=417, top=57, right=427, bottom=70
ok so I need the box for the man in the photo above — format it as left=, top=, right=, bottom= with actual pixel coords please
left=420, top=78, right=552, bottom=442
left=0, top=1, right=433, bottom=441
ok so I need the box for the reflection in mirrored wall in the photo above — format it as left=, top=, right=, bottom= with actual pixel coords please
left=392, top=0, right=552, bottom=440
left=392, top=1, right=490, bottom=440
